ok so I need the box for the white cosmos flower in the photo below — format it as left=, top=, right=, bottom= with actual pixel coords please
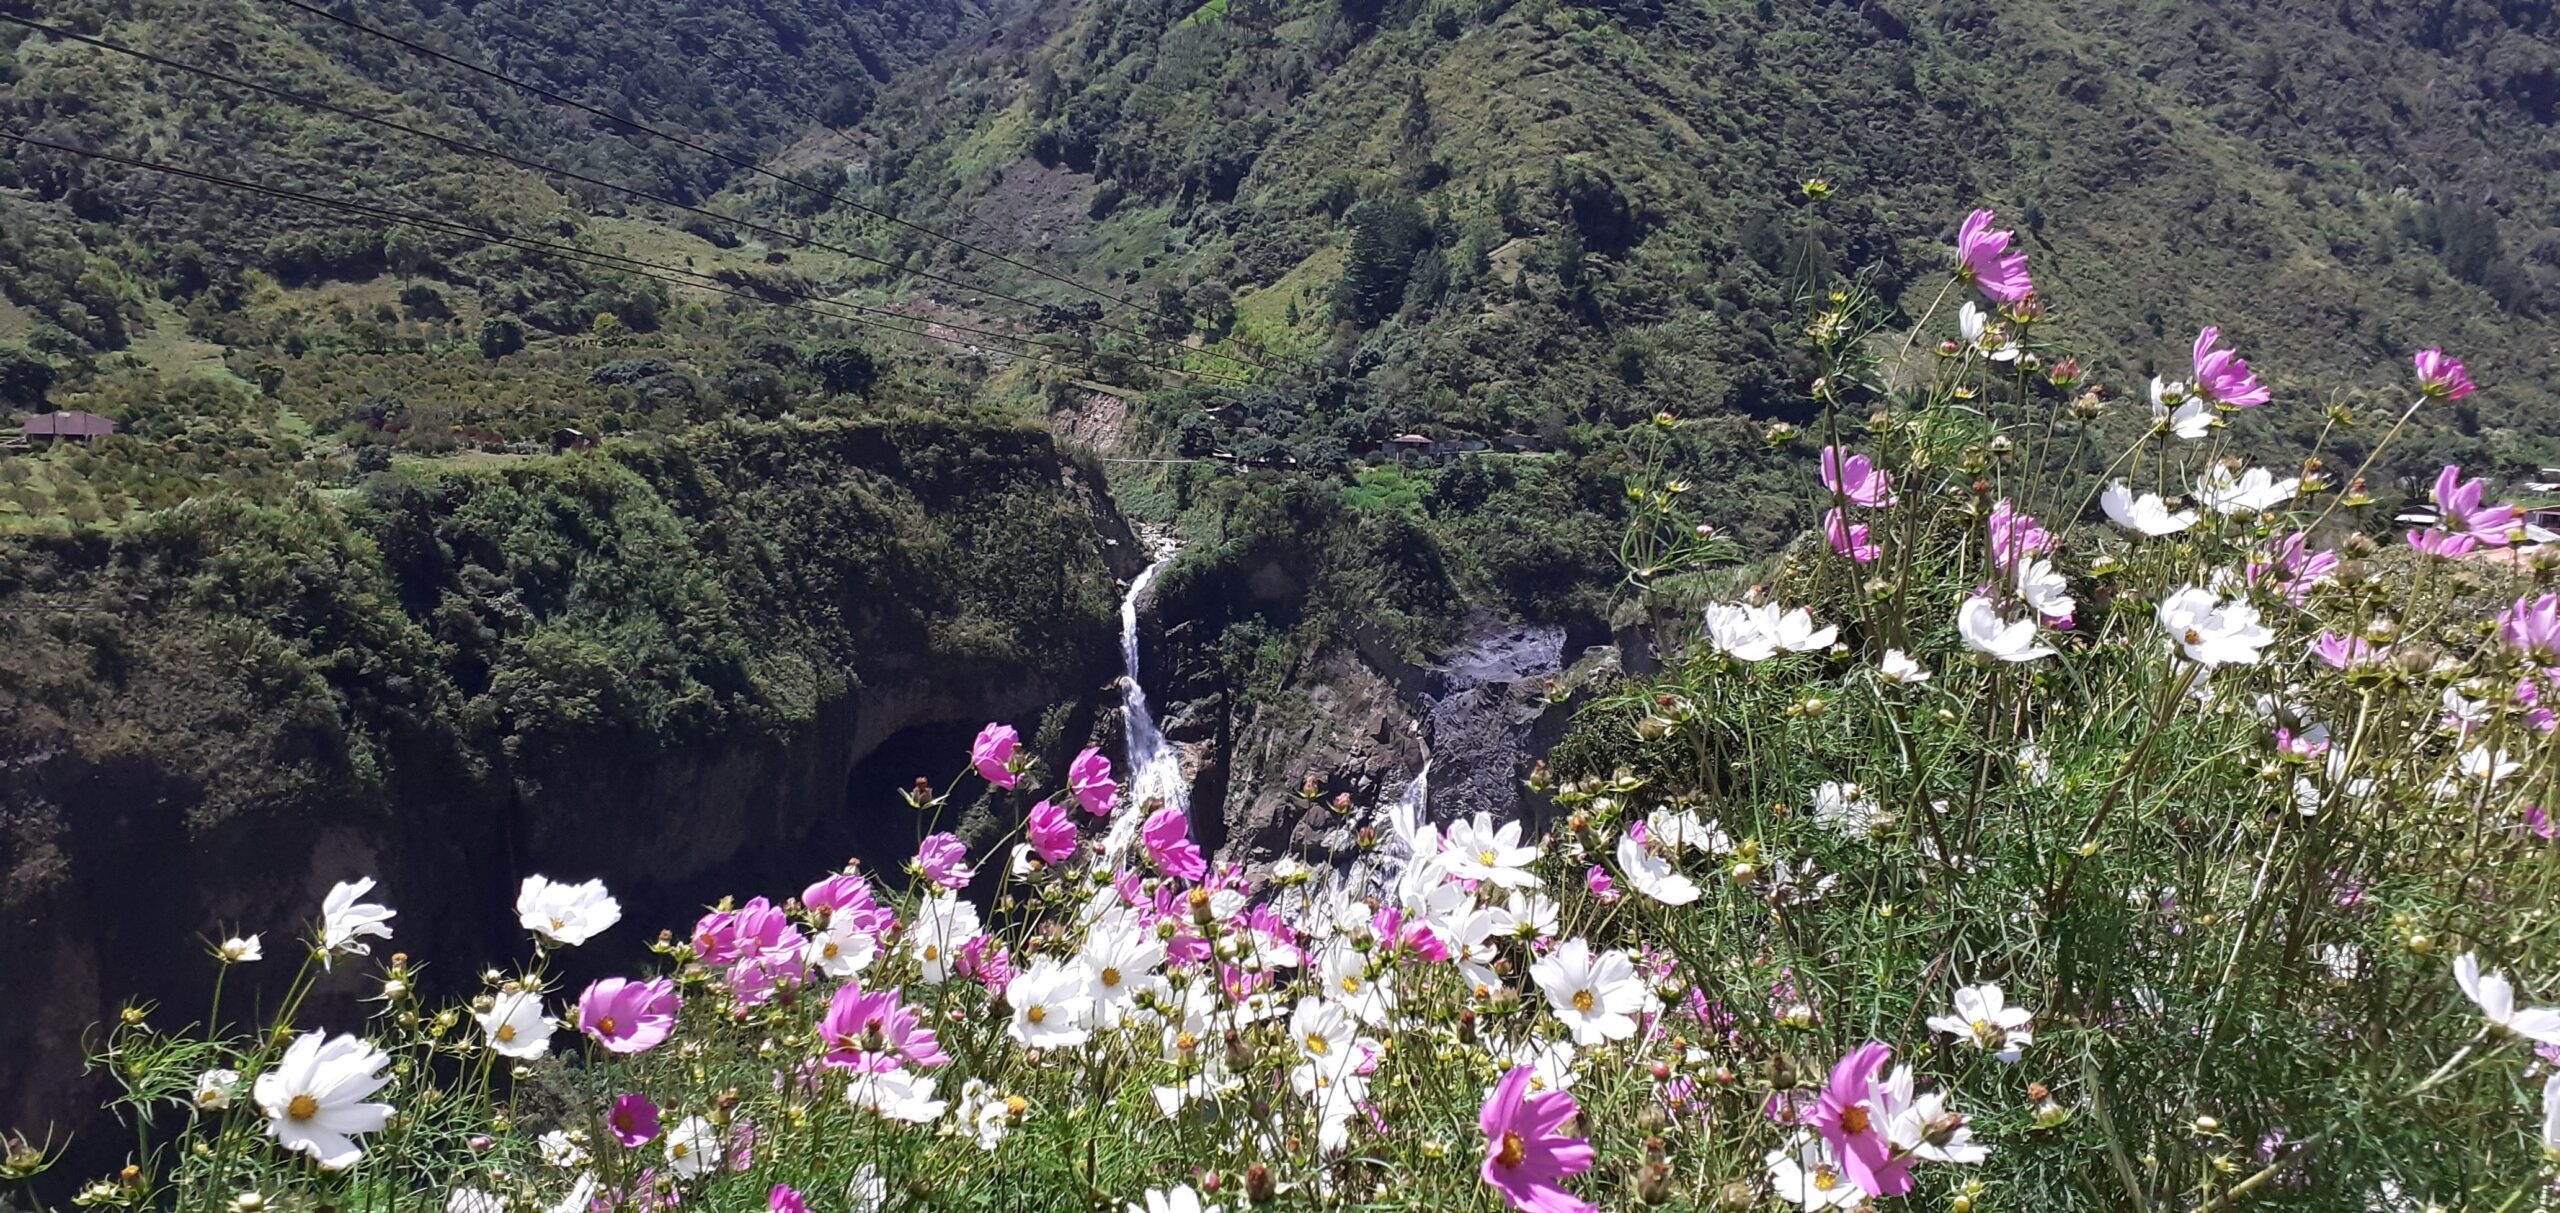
left=1441, top=812, right=1542, bottom=888
left=2014, top=556, right=2075, bottom=621
left=1529, top=938, right=1648, bottom=1046
left=2150, top=377, right=2213, bottom=439
left=1925, top=983, right=2033, bottom=1062
left=1288, top=997, right=1361, bottom=1073
left=1886, top=1086, right=1989, bottom=1164
left=1765, top=1131, right=1862, bottom=1210
left=192, top=1068, right=242, bottom=1111
left=1958, top=301, right=2019, bottom=362
left=1705, top=602, right=1832, bottom=660
left=2453, top=952, right=2560, bottom=1044
left=848, top=1068, right=948, bottom=1123
left=954, top=1078, right=1015, bottom=1150
left=1811, top=781, right=1886, bottom=839
left=1504, top=889, right=1563, bottom=939
left=2157, top=587, right=2273, bottom=667
left=536, top=1129, right=588, bottom=1168
left=1645, top=807, right=1731, bottom=856
left=1704, top=601, right=1779, bottom=661
left=1006, top=960, right=1094, bottom=1049
left=1128, top=1185, right=1223, bottom=1213
left=847, top=1165, right=888, bottom=1213
left=475, top=988, right=555, bottom=1060
left=2542, top=1072, right=2560, bottom=1161
left=253, top=1031, right=393, bottom=1170
left=804, top=911, right=880, bottom=979
left=664, top=1115, right=721, bottom=1178
left=1770, top=606, right=1838, bottom=653
left=448, top=1189, right=503, bottom=1213
left=1958, top=596, right=2054, bottom=662
left=2101, top=482, right=2198, bottom=536
left=1615, top=832, right=1699, bottom=905
left=218, top=935, right=263, bottom=964
left=1318, top=940, right=1395, bottom=1025
left=2195, top=464, right=2298, bottom=516
left=515, top=875, right=620, bottom=948
left=910, top=891, right=980, bottom=985
left=1082, top=922, right=1169, bottom=1028
left=544, top=1174, right=597, bottom=1213
left=317, top=878, right=396, bottom=969
left=1876, top=649, right=1930, bottom=684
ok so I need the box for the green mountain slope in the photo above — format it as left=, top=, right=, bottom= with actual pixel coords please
left=827, top=0, right=2560, bottom=498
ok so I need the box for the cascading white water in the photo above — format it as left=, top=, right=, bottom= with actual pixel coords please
left=1102, top=551, right=1185, bottom=862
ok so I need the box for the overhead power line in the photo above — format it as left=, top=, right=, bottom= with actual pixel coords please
left=0, top=11, right=1254, bottom=380
left=0, top=129, right=1247, bottom=386
left=257, top=0, right=1298, bottom=375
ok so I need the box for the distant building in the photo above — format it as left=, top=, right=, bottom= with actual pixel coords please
left=1385, top=434, right=1435, bottom=462
left=17, top=411, right=116, bottom=444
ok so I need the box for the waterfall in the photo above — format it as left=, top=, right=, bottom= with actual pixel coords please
left=1102, top=551, right=1185, bottom=862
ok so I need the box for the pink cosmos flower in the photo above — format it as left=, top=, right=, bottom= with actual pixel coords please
left=2526, top=806, right=2555, bottom=841
left=1955, top=209, right=2034, bottom=303
left=2308, top=631, right=2385, bottom=670
left=1479, top=1064, right=1597, bottom=1213
left=2191, top=327, right=2271, bottom=409
left=2247, top=532, right=2338, bottom=606
left=2502, top=594, right=2560, bottom=660
left=578, top=976, right=678, bottom=1055
left=1585, top=866, right=1617, bottom=903
left=2406, top=528, right=2479, bottom=559
left=817, top=983, right=948, bottom=1071
left=1141, top=806, right=1207, bottom=882
left=1819, top=446, right=1896, bottom=507
left=1026, top=799, right=1078, bottom=865
left=1812, top=1042, right=1912, bottom=1198
left=725, top=949, right=808, bottom=1008
left=802, top=872, right=881, bottom=922
left=608, top=1092, right=660, bottom=1147
left=769, top=1185, right=808, bottom=1213
left=2274, top=727, right=2330, bottom=762
left=1824, top=508, right=1879, bottom=564
left=955, top=934, right=1014, bottom=993
left=1987, top=499, right=2052, bottom=570
left=1068, top=747, right=1118, bottom=816
left=971, top=723, right=1020, bottom=788
left=2430, top=463, right=2521, bottom=545
left=692, top=907, right=743, bottom=967
left=2414, top=347, right=2477, bottom=400
left=915, top=833, right=974, bottom=890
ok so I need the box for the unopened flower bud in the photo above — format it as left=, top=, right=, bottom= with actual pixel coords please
left=1636, top=1161, right=1674, bottom=1204
left=1245, top=1163, right=1275, bottom=1203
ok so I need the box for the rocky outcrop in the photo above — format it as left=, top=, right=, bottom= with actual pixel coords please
left=0, top=418, right=1131, bottom=1176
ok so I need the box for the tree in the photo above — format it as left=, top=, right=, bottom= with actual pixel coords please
left=478, top=316, right=527, bottom=360
left=1333, top=197, right=1431, bottom=325
left=0, top=345, right=55, bottom=407
left=807, top=342, right=879, bottom=398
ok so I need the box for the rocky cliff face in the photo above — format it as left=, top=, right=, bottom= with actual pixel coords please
left=0, top=418, right=1135, bottom=1163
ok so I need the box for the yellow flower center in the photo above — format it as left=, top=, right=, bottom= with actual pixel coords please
left=1494, top=1130, right=1527, bottom=1169
left=670, top=1142, right=690, bottom=1160
left=823, top=942, right=842, bottom=959
left=1101, top=967, right=1122, bottom=988
left=1478, top=850, right=1498, bottom=867
left=285, top=1094, right=318, bottom=1121
left=1842, top=1105, right=1871, bottom=1134
left=1812, top=1166, right=1840, bottom=1192
left=1305, top=1032, right=1329, bottom=1056
left=1027, top=1005, right=1047, bottom=1024
left=597, top=1017, right=617, bottom=1037
left=923, top=945, right=941, bottom=962
left=1970, top=1017, right=1997, bottom=1043
left=550, top=917, right=566, bottom=931
left=1004, top=1095, right=1026, bottom=1116
left=1572, top=989, right=1595, bottom=1013
left=1341, top=976, right=1362, bottom=994
left=496, top=1024, right=517, bottom=1043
